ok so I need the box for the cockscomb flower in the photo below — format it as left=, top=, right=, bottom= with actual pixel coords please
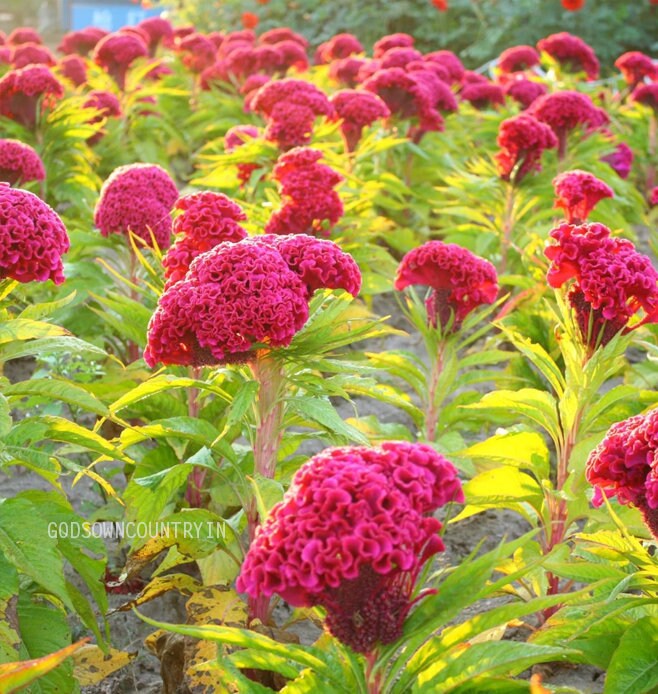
left=0, top=184, right=69, bottom=284
left=373, top=33, right=414, bottom=59
left=650, top=187, right=658, bottom=206
left=7, top=27, right=41, bottom=46
left=328, top=56, right=369, bottom=87
left=11, top=42, right=55, bottom=69
left=224, top=124, right=262, bottom=185
left=586, top=409, right=658, bottom=539
left=0, top=65, right=64, bottom=130
left=545, top=222, right=658, bottom=351
left=632, top=83, right=658, bottom=113
left=237, top=441, right=462, bottom=653
left=259, top=27, right=308, bottom=48
left=503, top=78, right=547, bottom=109
left=94, top=163, right=178, bottom=249
left=407, top=60, right=450, bottom=84
left=83, top=90, right=122, bottom=145
left=424, top=50, right=464, bottom=84
left=562, top=0, right=585, bottom=11
left=460, top=81, right=505, bottom=109
left=329, top=89, right=391, bottom=151
left=93, top=32, right=148, bottom=88
left=270, top=40, right=309, bottom=73
left=163, top=191, right=248, bottom=287
left=58, top=27, right=107, bottom=56
left=138, top=17, right=174, bottom=56
left=497, top=45, right=540, bottom=73
left=601, top=142, right=633, bottom=179
left=553, top=170, right=614, bottom=223
left=315, top=33, right=363, bottom=64
left=144, top=234, right=360, bottom=366
left=58, top=55, right=87, bottom=86
left=495, top=113, right=557, bottom=184
left=177, top=32, right=217, bottom=74
left=537, top=32, right=599, bottom=81
left=380, top=47, right=423, bottom=70
left=240, top=74, right=270, bottom=109
left=528, top=90, right=609, bottom=158
left=395, top=241, right=499, bottom=331
left=0, top=139, right=45, bottom=186
left=615, top=52, right=657, bottom=88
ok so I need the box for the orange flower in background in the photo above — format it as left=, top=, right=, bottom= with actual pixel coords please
left=561, top=0, right=585, bottom=9
left=257, top=0, right=270, bottom=4
left=242, top=12, right=259, bottom=29
left=432, top=0, right=448, bottom=10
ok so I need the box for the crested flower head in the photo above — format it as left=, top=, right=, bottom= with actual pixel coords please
left=495, top=113, right=557, bottom=184
left=632, top=83, right=658, bottom=113
left=8, top=27, right=41, bottom=46
left=373, top=33, right=414, bottom=58
left=395, top=241, right=499, bottom=331
left=0, top=139, right=45, bottom=186
left=537, top=31, right=599, bottom=80
left=84, top=90, right=122, bottom=145
left=600, top=143, right=633, bottom=179
left=503, top=78, right=547, bottom=109
left=236, top=441, right=462, bottom=653
left=58, top=27, right=107, bottom=56
left=497, top=45, right=540, bottom=73
left=145, top=234, right=360, bottom=366
left=553, top=170, right=614, bottom=223
left=424, top=50, right=464, bottom=83
left=615, top=51, right=657, bottom=87
left=329, top=89, right=391, bottom=151
left=315, top=33, right=363, bottom=64
left=380, top=47, right=423, bottom=70
left=586, top=410, right=658, bottom=538
left=259, top=27, right=308, bottom=48
left=58, top=54, right=87, bottom=86
left=545, top=222, right=658, bottom=351
left=328, top=56, right=369, bottom=87
left=177, top=32, right=217, bottom=73
left=460, top=81, right=505, bottom=109
left=93, top=32, right=148, bottom=88
left=0, top=65, right=64, bottom=129
left=138, top=17, right=174, bottom=56
left=11, top=42, right=55, bottom=69
left=0, top=184, right=69, bottom=284
left=94, top=163, right=178, bottom=249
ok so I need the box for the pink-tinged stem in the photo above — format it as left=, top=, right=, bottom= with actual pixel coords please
left=424, top=340, right=446, bottom=442
left=365, top=650, right=383, bottom=694
left=185, top=366, right=205, bottom=508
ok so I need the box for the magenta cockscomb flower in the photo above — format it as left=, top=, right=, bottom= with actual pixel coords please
left=0, top=139, right=45, bottom=186
left=0, top=184, right=69, bottom=284
left=138, top=17, right=174, bottom=56
left=615, top=51, right=657, bottom=88
left=0, top=65, right=64, bottom=130
left=315, top=33, right=363, bottom=64
left=495, top=113, right=557, bottom=184
left=93, top=32, right=148, bottom=88
left=58, top=27, right=107, bottom=56
left=266, top=147, right=344, bottom=236
left=460, top=81, right=505, bottom=109
left=163, top=191, right=248, bottom=287
left=395, top=241, right=499, bottom=331
left=553, top=170, right=614, bottom=223
left=177, top=32, right=217, bottom=73
left=546, top=222, right=658, bottom=351
left=145, top=234, right=360, bottom=366
left=328, top=57, right=369, bottom=87
left=586, top=409, right=658, bottom=539
left=11, top=42, right=55, bottom=69
left=601, top=142, right=633, bottom=179
left=94, top=163, right=178, bottom=249
left=58, top=55, right=87, bottom=86
left=373, top=33, right=414, bottom=58
left=424, top=50, right=464, bottom=84
left=537, top=32, right=599, bottom=80
left=503, top=78, right=547, bottom=109
left=224, top=124, right=262, bottom=184
left=259, top=27, right=308, bottom=49
left=7, top=27, right=41, bottom=46
left=632, top=83, right=658, bottom=113
left=497, top=45, right=540, bottom=73
left=84, top=90, right=122, bottom=145
left=330, top=89, right=390, bottom=151
left=237, top=441, right=462, bottom=653
left=380, top=47, right=423, bottom=70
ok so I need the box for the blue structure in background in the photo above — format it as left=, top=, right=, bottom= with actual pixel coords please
left=63, top=0, right=162, bottom=31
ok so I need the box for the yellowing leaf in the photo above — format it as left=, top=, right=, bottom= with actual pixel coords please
left=72, top=645, right=136, bottom=686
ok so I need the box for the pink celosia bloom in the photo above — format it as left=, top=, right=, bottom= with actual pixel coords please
left=58, top=55, right=87, bottom=86
left=224, top=124, right=262, bottom=184
left=545, top=222, right=658, bottom=350
left=0, top=183, right=69, bottom=284
left=495, top=113, right=557, bottom=184
left=632, top=83, right=658, bottom=113
left=94, top=163, right=178, bottom=249
left=237, top=441, right=462, bottom=653
left=0, top=139, right=45, bottom=186
left=412, top=70, right=458, bottom=113
left=650, top=187, right=658, bottom=206
left=266, top=147, right=344, bottom=236
left=601, top=143, right=633, bottom=179
left=83, top=90, right=122, bottom=145
left=355, top=58, right=382, bottom=83
left=461, top=70, right=488, bottom=86
left=207, top=32, right=224, bottom=50
left=460, top=81, right=505, bottom=109
left=407, top=60, right=450, bottom=85
left=528, top=90, right=609, bottom=158
left=537, top=32, right=599, bottom=80
left=0, top=65, right=64, bottom=130
left=7, top=27, right=41, bottom=46
left=144, top=234, right=360, bottom=366
left=240, top=74, right=270, bottom=109
left=503, top=78, right=547, bottom=109
left=11, top=42, right=55, bottom=69
left=314, top=33, right=363, bottom=64
left=497, top=45, right=540, bottom=73
left=0, top=47, right=9, bottom=64
left=423, top=50, right=464, bottom=83
left=373, top=33, right=414, bottom=59
left=328, top=56, right=369, bottom=87
left=163, top=191, right=248, bottom=287
left=93, top=32, right=148, bottom=88
left=217, top=30, right=255, bottom=57
left=270, top=40, right=308, bottom=73
left=177, top=32, right=217, bottom=73
left=615, top=51, right=658, bottom=87
left=586, top=409, right=658, bottom=538
left=138, top=17, right=174, bottom=56
left=380, top=47, right=423, bottom=70
left=58, top=27, right=107, bottom=56
left=553, top=170, right=614, bottom=223
left=330, top=89, right=391, bottom=151
left=395, top=241, right=499, bottom=331
left=259, top=27, right=308, bottom=49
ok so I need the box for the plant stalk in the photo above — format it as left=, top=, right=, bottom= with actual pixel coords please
left=424, top=340, right=446, bottom=442
left=500, top=182, right=515, bottom=274
left=185, top=365, right=205, bottom=508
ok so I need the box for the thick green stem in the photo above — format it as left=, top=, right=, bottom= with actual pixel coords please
left=424, top=340, right=446, bottom=442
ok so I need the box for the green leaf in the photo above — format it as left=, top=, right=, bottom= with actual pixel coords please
left=605, top=616, right=658, bottom=694
left=288, top=397, right=369, bottom=444
left=0, top=394, right=11, bottom=438
left=4, top=379, right=109, bottom=417
left=0, top=336, right=105, bottom=362
left=226, top=380, right=259, bottom=428
left=456, top=431, right=550, bottom=477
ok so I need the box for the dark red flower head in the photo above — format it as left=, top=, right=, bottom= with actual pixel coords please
left=94, top=163, right=178, bottom=249
left=407, top=60, right=450, bottom=84
left=0, top=139, right=45, bottom=186
left=586, top=409, right=658, bottom=538
left=315, top=33, right=363, bottom=64
left=632, top=83, right=658, bottom=113
left=432, top=0, right=449, bottom=11
left=537, top=32, right=599, bottom=80
left=423, top=50, right=464, bottom=83
left=0, top=65, right=64, bottom=130
left=57, top=27, right=107, bottom=56
left=503, top=78, right=547, bottom=109
left=395, top=241, right=499, bottom=331
left=0, top=184, right=69, bottom=284
left=259, top=27, right=308, bottom=48
left=460, top=81, right=505, bottom=109
left=329, top=56, right=369, bottom=87
left=615, top=51, right=658, bottom=87
left=270, top=40, right=309, bottom=73
left=145, top=234, right=360, bottom=366
left=545, top=222, right=658, bottom=351
left=330, top=89, right=391, bottom=151
left=236, top=441, right=462, bottom=653
left=495, top=113, right=557, bottom=184
left=601, top=142, right=633, bottom=180
left=177, top=32, right=217, bottom=73
left=553, top=170, right=614, bottom=223
left=373, top=33, right=414, bottom=59
left=7, top=27, right=41, bottom=46
left=138, top=16, right=174, bottom=56
left=93, top=32, right=148, bottom=88
left=11, top=43, right=55, bottom=69
left=58, top=55, right=88, bottom=86
left=497, top=45, right=540, bottom=73
left=380, top=47, right=423, bottom=70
